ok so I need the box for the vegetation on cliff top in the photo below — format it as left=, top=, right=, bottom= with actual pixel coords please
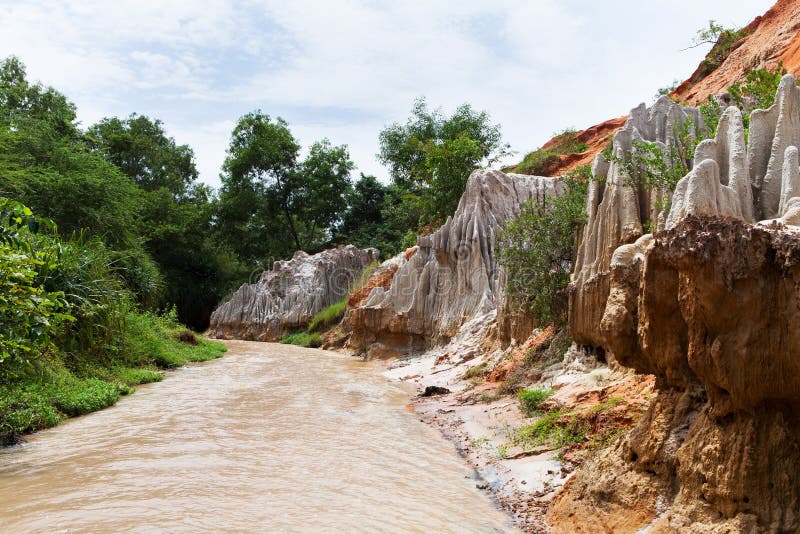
left=507, top=129, right=588, bottom=176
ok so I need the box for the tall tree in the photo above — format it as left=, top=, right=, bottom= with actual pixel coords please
left=378, top=97, right=509, bottom=225
left=218, top=112, right=354, bottom=262
left=88, top=114, right=198, bottom=197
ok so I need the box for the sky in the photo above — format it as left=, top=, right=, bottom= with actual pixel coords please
left=0, top=0, right=777, bottom=188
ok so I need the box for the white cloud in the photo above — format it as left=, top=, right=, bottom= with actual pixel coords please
left=0, top=0, right=778, bottom=186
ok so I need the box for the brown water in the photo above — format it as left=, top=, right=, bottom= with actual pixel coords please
left=0, top=341, right=514, bottom=533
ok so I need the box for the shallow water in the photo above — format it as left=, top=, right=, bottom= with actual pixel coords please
left=0, top=340, right=514, bottom=533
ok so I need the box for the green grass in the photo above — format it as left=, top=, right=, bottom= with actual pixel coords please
left=123, top=312, right=226, bottom=368
left=0, top=310, right=227, bottom=441
left=589, top=396, right=623, bottom=414
left=512, top=410, right=586, bottom=450
left=307, top=298, right=347, bottom=332
left=517, top=387, right=552, bottom=416
left=510, top=129, right=589, bottom=176
left=280, top=332, right=324, bottom=348
left=462, top=363, right=488, bottom=380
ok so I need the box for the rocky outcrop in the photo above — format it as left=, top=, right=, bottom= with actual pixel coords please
left=345, top=169, right=561, bottom=357
left=554, top=75, right=800, bottom=532
left=664, top=74, right=800, bottom=226
left=569, top=96, right=703, bottom=348
left=208, top=245, right=378, bottom=341
left=552, top=216, right=800, bottom=532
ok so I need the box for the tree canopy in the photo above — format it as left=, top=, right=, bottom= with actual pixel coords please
left=378, top=97, right=509, bottom=227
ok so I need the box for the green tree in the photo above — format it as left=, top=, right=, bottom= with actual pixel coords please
left=378, top=97, right=509, bottom=226
left=219, top=112, right=354, bottom=261
left=88, top=114, right=198, bottom=197
left=499, top=167, right=589, bottom=326
left=335, top=173, right=403, bottom=255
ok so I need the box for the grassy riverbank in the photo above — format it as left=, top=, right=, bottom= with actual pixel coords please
left=0, top=312, right=225, bottom=444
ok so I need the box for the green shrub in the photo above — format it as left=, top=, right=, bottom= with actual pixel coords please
left=499, top=167, right=589, bottom=325
left=513, top=410, right=587, bottom=449
left=307, top=299, right=347, bottom=332
left=517, top=387, right=552, bottom=416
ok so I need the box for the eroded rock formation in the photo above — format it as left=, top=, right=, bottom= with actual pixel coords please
left=552, top=217, right=800, bottom=532
left=345, top=169, right=561, bottom=358
left=554, top=75, right=800, bottom=533
left=208, top=245, right=378, bottom=341
left=569, top=96, right=703, bottom=348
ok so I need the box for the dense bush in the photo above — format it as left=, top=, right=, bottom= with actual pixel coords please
left=499, top=167, right=589, bottom=325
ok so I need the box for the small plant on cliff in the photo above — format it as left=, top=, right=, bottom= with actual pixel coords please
left=499, top=166, right=589, bottom=326
left=686, top=20, right=749, bottom=79
left=512, top=409, right=587, bottom=449
left=462, top=363, right=488, bottom=380
left=307, top=298, right=347, bottom=332
left=517, top=387, right=552, bottom=416
left=728, top=62, right=788, bottom=130
left=511, top=129, right=589, bottom=176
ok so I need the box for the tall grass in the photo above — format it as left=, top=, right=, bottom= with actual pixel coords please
left=307, top=298, right=347, bottom=332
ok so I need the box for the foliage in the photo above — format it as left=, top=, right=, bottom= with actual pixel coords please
left=0, top=197, right=72, bottom=380
left=517, top=387, right=552, bottom=416
left=307, top=299, right=348, bottom=332
left=511, top=129, right=588, bottom=176
left=699, top=95, right=724, bottom=138
left=280, top=332, right=324, bottom=348
left=499, top=167, right=589, bottom=325
left=728, top=62, right=788, bottom=130
left=88, top=114, right=198, bottom=197
left=608, top=115, right=702, bottom=215
left=218, top=112, right=354, bottom=262
left=378, top=97, right=509, bottom=227
left=690, top=21, right=749, bottom=79
left=655, top=79, right=681, bottom=100
left=121, top=310, right=226, bottom=368
left=512, top=410, right=587, bottom=449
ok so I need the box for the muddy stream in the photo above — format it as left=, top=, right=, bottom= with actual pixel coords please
left=0, top=340, right=514, bottom=533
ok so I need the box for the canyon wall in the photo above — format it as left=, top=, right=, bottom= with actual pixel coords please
left=569, top=96, right=703, bottom=349
left=345, top=169, right=561, bottom=358
left=208, top=245, right=378, bottom=341
left=552, top=76, right=800, bottom=533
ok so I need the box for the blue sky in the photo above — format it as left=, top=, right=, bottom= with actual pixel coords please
left=0, top=0, right=776, bottom=187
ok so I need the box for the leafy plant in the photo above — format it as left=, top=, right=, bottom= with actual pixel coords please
left=687, top=21, right=749, bottom=79
left=728, top=62, right=788, bottom=130
left=512, top=410, right=587, bottom=449
left=517, top=387, right=552, bottom=416
left=462, top=363, right=488, bottom=380
left=499, top=167, right=589, bottom=325
left=511, top=129, right=588, bottom=176
left=378, top=97, right=509, bottom=227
